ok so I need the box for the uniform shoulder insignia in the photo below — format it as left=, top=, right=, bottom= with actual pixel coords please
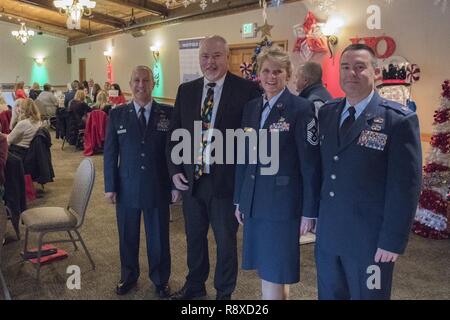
left=380, top=99, right=413, bottom=116
left=322, top=97, right=344, bottom=107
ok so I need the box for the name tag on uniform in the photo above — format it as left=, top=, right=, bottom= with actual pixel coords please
left=117, top=129, right=127, bottom=134
left=244, top=127, right=253, bottom=132
left=357, top=130, right=387, bottom=151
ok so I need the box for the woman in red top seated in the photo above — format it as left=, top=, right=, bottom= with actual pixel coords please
left=0, top=95, right=11, bottom=134
left=108, top=83, right=127, bottom=106
left=14, top=81, right=27, bottom=100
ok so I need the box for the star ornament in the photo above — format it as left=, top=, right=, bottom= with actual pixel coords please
left=257, top=21, right=273, bottom=38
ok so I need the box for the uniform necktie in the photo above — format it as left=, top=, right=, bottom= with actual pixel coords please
left=138, top=107, right=147, bottom=136
left=340, top=106, right=356, bottom=137
left=260, top=101, right=271, bottom=128
left=194, top=82, right=216, bottom=180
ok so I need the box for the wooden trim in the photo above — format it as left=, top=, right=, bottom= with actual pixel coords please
left=229, top=40, right=288, bottom=50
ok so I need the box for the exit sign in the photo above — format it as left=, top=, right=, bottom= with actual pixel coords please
left=242, top=23, right=256, bottom=38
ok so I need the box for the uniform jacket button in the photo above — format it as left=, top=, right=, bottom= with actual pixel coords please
left=329, top=191, right=335, bottom=197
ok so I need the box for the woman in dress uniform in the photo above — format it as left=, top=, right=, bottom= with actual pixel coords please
left=233, top=46, right=321, bottom=299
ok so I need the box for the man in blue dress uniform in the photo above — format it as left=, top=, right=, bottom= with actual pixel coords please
left=104, top=65, right=180, bottom=298
left=316, top=44, right=422, bottom=299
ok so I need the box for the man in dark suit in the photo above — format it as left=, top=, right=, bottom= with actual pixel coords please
left=167, top=35, right=261, bottom=300
left=64, top=80, right=79, bottom=109
left=104, top=65, right=180, bottom=298
left=296, top=62, right=332, bottom=116
left=316, top=44, right=422, bottom=299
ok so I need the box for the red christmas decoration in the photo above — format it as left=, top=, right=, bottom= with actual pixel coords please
left=430, top=132, right=450, bottom=153
left=292, top=11, right=327, bottom=60
left=413, top=80, right=450, bottom=240
left=423, top=163, right=450, bottom=173
left=442, top=80, right=450, bottom=99
left=433, top=109, right=450, bottom=124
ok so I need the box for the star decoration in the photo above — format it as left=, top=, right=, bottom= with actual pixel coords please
left=256, top=21, right=273, bottom=38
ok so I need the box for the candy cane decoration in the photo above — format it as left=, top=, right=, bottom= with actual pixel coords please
left=240, top=62, right=253, bottom=76
left=407, top=64, right=421, bottom=83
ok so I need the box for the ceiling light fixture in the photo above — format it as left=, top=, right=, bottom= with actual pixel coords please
left=11, top=22, right=35, bottom=45
left=53, top=0, right=96, bottom=29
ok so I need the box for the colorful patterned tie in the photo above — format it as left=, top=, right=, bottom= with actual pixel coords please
left=194, top=82, right=216, bottom=180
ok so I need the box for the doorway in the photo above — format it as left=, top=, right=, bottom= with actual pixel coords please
left=79, top=58, right=86, bottom=82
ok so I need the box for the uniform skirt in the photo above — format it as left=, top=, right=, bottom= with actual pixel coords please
left=241, top=215, right=301, bottom=284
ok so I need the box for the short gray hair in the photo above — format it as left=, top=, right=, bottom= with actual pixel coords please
left=200, top=35, right=230, bottom=55
left=299, top=62, right=323, bottom=85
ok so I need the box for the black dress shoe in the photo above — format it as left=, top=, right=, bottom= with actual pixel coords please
left=170, top=284, right=207, bottom=300
left=116, top=280, right=137, bottom=295
left=155, top=284, right=171, bottom=299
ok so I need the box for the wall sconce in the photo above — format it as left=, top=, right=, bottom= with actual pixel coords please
left=103, top=50, right=112, bottom=64
left=34, top=57, right=45, bottom=65
left=320, top=16, right=344, bottom=58
left=150, top=44, right=160, bottom=62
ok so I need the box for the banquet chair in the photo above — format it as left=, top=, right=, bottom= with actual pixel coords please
left=21, top=158, right=96, bottom=281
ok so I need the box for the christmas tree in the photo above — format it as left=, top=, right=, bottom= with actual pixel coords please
left=412, top=80, right=450, bottom=239
left=246, top=36, right=273, bottom=82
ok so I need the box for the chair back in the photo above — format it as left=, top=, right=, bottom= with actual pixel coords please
left=67, top=158, right=95, bottom=228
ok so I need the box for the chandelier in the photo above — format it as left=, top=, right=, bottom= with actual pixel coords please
left=11, top=22, right=35, bottom=45
left=165, top=0, right=220, bottom=11
left=53, top=0, right=96, bottom=29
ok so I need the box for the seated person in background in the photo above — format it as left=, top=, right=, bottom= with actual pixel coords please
left=67, top=90, right=91, bottom=146
left=108, top=83, right=127, bottom=106
left=92, top=83, right=102, bottom=103
left=28, top=82, right=42, bottom=100
left=64, top=80, right=79, bottom=109
left=36, top=84, right=58, bottom=117
left=0, top=134, right=7, bottom=196
left=104, top=81, right=112, bottom=92
left=0, top=96, right=11, bottom=134
left=83, top=87, right=93, bottom=105
left=14, top=81, right=27, bottom=100
left=6, top=98, right=42, bottom=161
left=296, top=62, right=332, bottom=116
left=82, top=80, right=89, bottom=91
left=93, top=90, right=112, bottom=114
left=10, top=98, right=24, bottom=131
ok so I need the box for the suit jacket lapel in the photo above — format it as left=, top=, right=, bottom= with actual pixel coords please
left=126, top=102, right=141, bottom=139
left=146, top=101, right=159, bottom=139
left=322, top=99, right=344, bottom=158
left=338, top=93, right=381, bottom=152
left=193, top=79, right=204, bottom=122
left=262, top=88, right=290, bottom=129
left=213, top=72, right=232, bottom=127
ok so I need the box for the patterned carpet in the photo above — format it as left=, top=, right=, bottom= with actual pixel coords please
left=1, top=132, right=449, bottom=300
